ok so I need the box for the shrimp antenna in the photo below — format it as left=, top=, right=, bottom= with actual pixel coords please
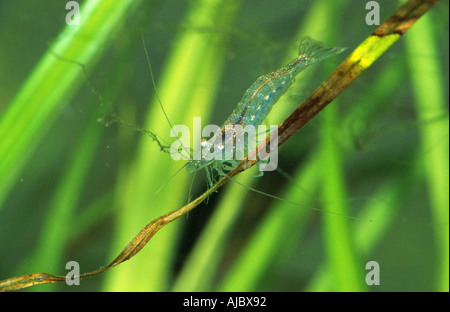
left=141, top=35, right=174, bottom=130
left=220, top=170, right=368, bottom=222
left=154, top=163, right=189, bottom=195
left=187, top=171, right=198, bottom=204
left=141, top=35, right=193, bottom=159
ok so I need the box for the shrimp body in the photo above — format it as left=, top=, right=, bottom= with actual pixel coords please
left=225, top=38, right=346, bottom=128
left=186, top=38, right=345, bottom=183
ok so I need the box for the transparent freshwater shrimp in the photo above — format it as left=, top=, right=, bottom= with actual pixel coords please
left=185, top=38, right=346, bottom=187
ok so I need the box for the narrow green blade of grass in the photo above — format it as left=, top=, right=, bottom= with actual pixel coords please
left=16, top=113, right=103, bottom=292
left=171, top=168, right=255, bottom=292
left=320, top=103, right=366, bottom=292
left=405, top=12, right=449, bottom=292
left=103, top=0, right=237, bottom=291
left=217, top=156, right=319, bottom=291
left=0, top=0, right=142, bottom=210
left=307, top=162, right=424, bottom=291
left=316, top=2, right=363, bottom=292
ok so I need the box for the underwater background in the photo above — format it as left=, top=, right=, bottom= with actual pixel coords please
left=0, top=0, right=448, bottom=291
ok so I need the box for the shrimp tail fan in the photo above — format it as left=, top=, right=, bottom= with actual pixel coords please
left=298, top=37, right=347, bottom=65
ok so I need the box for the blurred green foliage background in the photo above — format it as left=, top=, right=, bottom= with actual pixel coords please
left=0, top=0, right=448, bottom=291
